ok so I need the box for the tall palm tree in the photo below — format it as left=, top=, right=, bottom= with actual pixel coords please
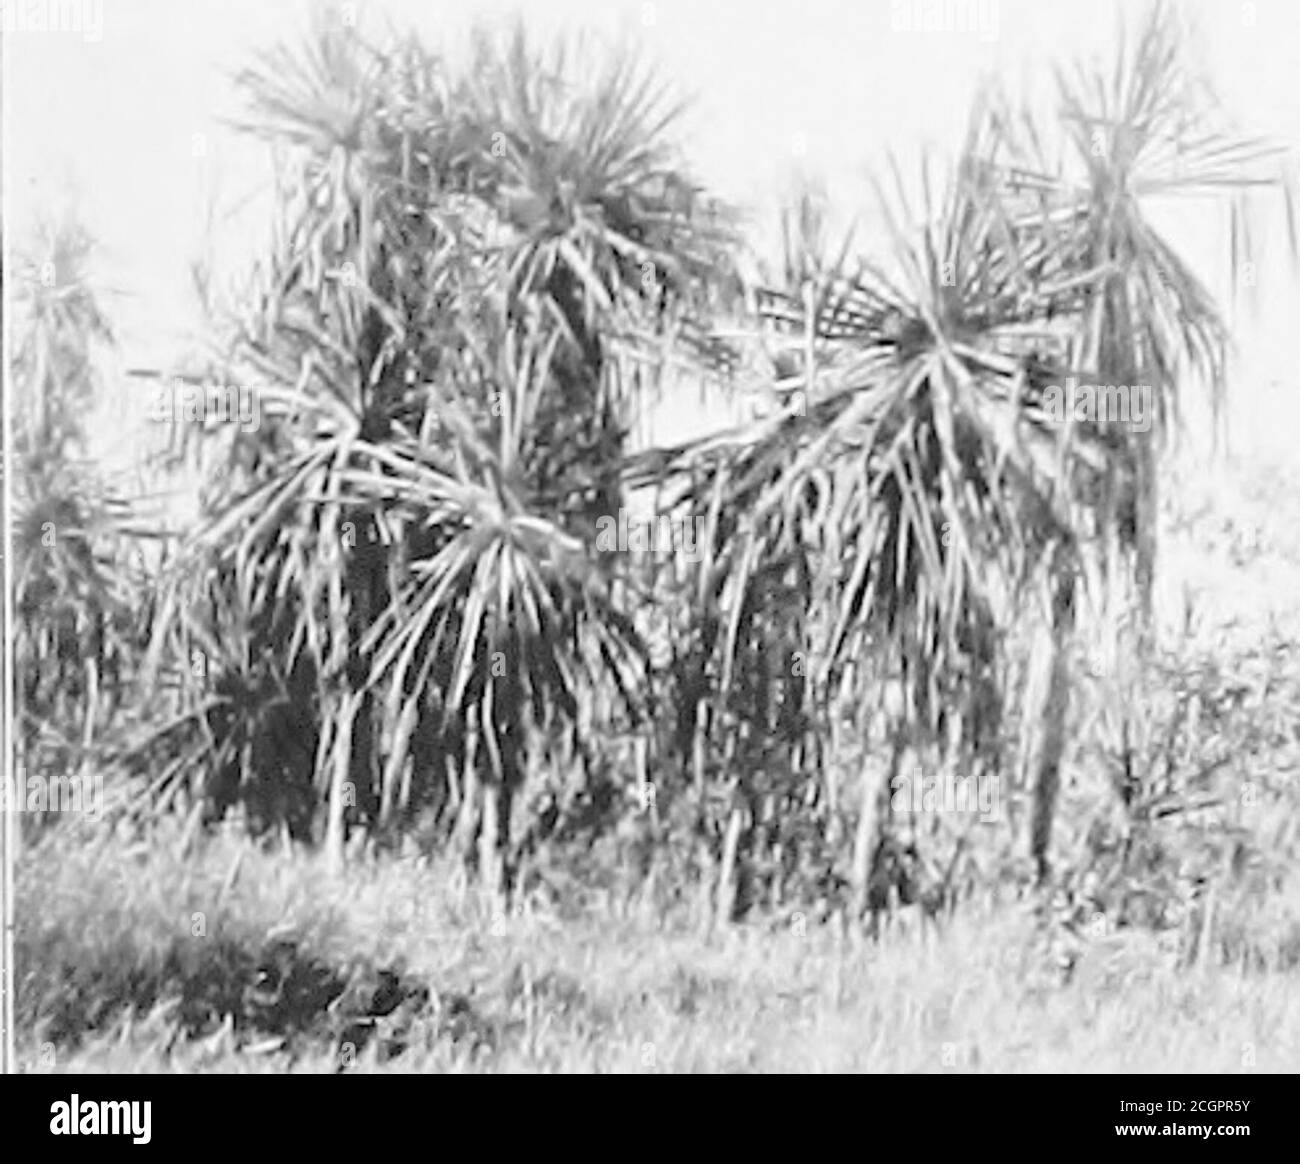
left=982, top=1, right=1295, bottom=879
left=143, top=16, right=739, bottom=881
left=640, top=115, right=1107, bottom=914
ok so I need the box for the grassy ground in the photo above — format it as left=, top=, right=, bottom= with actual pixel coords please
left=15, top=450, right=1300, bottom=1073
left=15, top=814, right=1300, bottom=1074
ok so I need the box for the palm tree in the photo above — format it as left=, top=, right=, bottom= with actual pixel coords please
left=640, top=124, right=1104, bottom=916
left=10, top=218, right=140, bottom=838
left=626, top=1, right=1295, bottom=910
left=143, top=15, right=739, bottom=882
left=981, top=0, right=1295, bottom=880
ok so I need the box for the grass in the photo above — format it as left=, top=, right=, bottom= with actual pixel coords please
left=15, top=816, right=1300, bottom=1074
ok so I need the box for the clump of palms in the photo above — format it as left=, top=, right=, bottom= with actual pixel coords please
left=135, top=3, right=1294, bottom=927
left=644, top=128, right=1095, bottom=918
left=631, top=0, right=1294, bottom=916
left=142, top=15, right=740, bottom=884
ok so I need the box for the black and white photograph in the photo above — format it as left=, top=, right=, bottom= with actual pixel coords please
left=1, top=0, right=1298, bottom=1110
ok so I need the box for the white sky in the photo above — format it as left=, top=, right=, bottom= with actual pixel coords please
left=6, top=0, right=1300, bottom=462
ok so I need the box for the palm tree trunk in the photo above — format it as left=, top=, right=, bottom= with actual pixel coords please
left=479, top=780, right=501, bottom=898
left=852, top=715, right=904, bottom=920
left=1134, top=434, right=1157, bottom=634
left=11, top=685, right=24, bottom=863
left=715, top=803, right=744, bottom=927
left=325, top=692, right=358, bottom=875
left=1028, top=569, right=1075, bottom=886
left=454, top=707, right=480, bottom=866
left=850, top=763, right=880, bottom=921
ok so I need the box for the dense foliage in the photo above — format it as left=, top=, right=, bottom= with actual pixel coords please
left=12, top=4, right=1296, bottom=947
